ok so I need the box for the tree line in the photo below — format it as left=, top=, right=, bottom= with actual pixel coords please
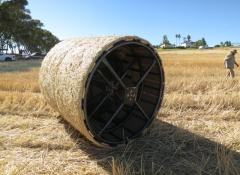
left=0, top=0, right=59, bottom=54
left=157, top=34, right=207, bottom=49
left=156, top=34, right=234, bottom=49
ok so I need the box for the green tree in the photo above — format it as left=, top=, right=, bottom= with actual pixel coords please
left=162, top=35, right=171, bottom=46
left=178, top=34, right=181, bottom=45
left=192, top=38, right=208, bottom=48
left=0, top=0, right=59, bottom=54
left=175, top=34, right=181, bottom=46
left=224, top=41, right=232, bottom=47
left=187, top=34, right=191, bottom=42
left=175, top=34, right=178, bottom=46
left=201, top=38, right=207, bottom=46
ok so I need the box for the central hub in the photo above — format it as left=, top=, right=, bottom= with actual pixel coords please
left=124, top=87, right=138, bottom=106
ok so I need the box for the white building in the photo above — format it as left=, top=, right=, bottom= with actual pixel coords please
left=232, top=43, right=240, bottom=47
left=180, top=41, right=194, bottom=48
left=198, top=45, right=208, bottom=49
left=160, top=44, right=175, bottom=49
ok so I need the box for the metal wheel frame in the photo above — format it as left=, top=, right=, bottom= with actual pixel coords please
left=83, top=41, right=165, bottom=146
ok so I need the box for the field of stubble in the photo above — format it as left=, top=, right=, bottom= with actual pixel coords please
left=0, top=48, right=240, bottom=175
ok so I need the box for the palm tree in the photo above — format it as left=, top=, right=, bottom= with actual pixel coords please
left=162, top=35, right=170, bottom=46
left=178, top=34, right=181, bottom=46
left=175, top=34, right=181, bottom=46
left=183, top=37, right=187, bottom=43
left=187, top=35, right=191, bottom=42
left=175, top=34, right=178, bottom=47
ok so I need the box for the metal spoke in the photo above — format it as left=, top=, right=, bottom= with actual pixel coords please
left=98, top=103, right=124, bottom=135
left=120, top=58, right=136, bottom=79
left=136, top=60, right=156, bottom=87
left=104, top=105, right=136, bottom=132
left=97, top=69, right=123, bottom=101
left=135, top=102, right=149, bottom=120
left=97, top=70, right=113, bottom=88
left=89, top=93, right=111, bottom=118
left=102, top=58, right=126, bottom=89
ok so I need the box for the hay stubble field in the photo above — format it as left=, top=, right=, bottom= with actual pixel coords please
left=0, top=49, right=240, bottom=175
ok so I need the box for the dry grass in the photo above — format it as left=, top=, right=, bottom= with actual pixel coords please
left=0, top=49, right=240, bottom=175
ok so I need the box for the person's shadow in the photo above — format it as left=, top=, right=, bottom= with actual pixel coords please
left=61, top=118, right=240, bottom=175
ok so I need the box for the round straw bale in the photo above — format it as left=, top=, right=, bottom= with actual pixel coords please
left=39, top=36, right=165, bottom=147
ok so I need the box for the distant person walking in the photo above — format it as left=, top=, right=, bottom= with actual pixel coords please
left=224, top=49, right=239, bottom=78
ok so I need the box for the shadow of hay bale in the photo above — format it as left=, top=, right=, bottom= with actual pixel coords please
left=60, top=118, right=240, bottom=175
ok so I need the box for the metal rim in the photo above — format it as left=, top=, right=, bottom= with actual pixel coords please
left=83, top=40, right=164, bottom=146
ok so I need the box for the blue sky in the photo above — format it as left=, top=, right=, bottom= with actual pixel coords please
left=28, top=0, right=240, bottom=46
